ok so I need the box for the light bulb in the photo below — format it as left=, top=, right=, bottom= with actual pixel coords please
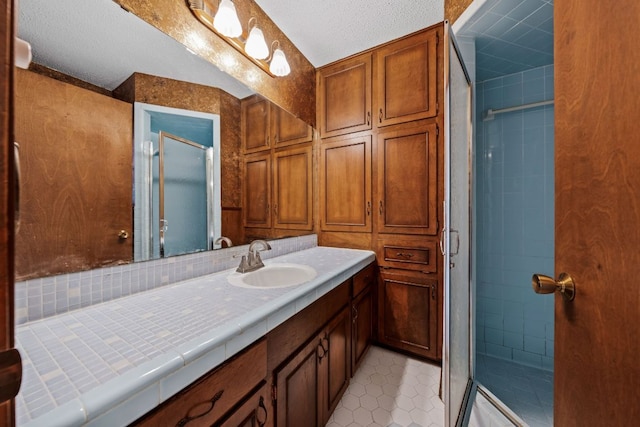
left=245, top=27, right=269, bottom=60
left=213, top=0, right=242, bottom=38
left=269, top=48, right=290, bottom=76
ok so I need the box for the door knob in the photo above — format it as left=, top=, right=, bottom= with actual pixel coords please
left=532, top=273, right=575, bottom=301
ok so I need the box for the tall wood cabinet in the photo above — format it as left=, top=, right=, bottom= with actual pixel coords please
left=241, top=95, right=313, bottom=240
left=317, top=24, right=444, bottom=361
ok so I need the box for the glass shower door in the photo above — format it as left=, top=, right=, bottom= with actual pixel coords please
left=158, top=131, right=212, bottom=257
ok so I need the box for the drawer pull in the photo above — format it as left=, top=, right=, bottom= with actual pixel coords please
left=176, top=389, right=224, bottom=427
left=257, top=396, right=268, bottom=427
left=396, top=252, right=414, bottom=258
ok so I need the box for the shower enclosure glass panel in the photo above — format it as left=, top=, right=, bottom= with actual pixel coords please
left=157, top=132, right=213, bottom=258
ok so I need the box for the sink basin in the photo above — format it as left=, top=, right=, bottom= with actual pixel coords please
left=227, top=263, right=317, bottom=289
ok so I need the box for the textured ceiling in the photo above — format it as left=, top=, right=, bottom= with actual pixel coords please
left=457, top=0, right=554, bottom=81
left=255, top=0, right=444, bottom=67
left=17, top=0, right=253, bottom=97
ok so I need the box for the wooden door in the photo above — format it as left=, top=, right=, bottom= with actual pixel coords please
left=242, top=95, right=271, bottom=153
left=0, top=1, right=19, bottom=423
left=14, top=69, right=133, bottom=280
left=375, top=28, right=438, bottom=127
left=272, top=106, right=312, bottom=148
left=377, top=122, right=439, bottom=235
left=319, top=135, right=372, bottom=232
left=243, top=153, right=271, bottom=228
left=378, top=270, right=439, bottom=360
left=275, top=335, right=321, bottom=427
left=272, top=145, right=312, bottom=230
left=318, top=53, right=372, bottom=138
left=554, top=0, right=640, bottom=424
left=320, top=307, right=350, bottom=425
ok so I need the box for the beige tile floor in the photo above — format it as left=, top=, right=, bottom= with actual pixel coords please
left=326, top=346, right=444, bottom=427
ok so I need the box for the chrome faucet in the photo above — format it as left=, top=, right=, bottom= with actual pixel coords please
left=236, top=239, right=272, bottom=273
left=214, top=236, right=233, bottom=248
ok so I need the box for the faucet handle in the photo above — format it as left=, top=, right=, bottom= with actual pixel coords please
left=236, top=255, right=249, bottom=273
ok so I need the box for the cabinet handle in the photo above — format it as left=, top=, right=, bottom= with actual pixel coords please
left=317, top=339, right=326, bottom=361
left=366, top=111, right=371, bottom=126
left=379, top=201, right=383, bottom=215
left=352, top=305, right=359, bottom=323
left=274, top=203, right=278, bottom=217
left=379, top=108, right=383, bottom=123
left=396, top=252, right=414, bottom=258
left=322, top=336, right=329, bottom=353
left=366, top=201, right=371, bottom=216
left=432, top=284, right=436, bottom=300
left=175, top=389, right=224, bottom=427
left=256, top=396, right=268, bottom=427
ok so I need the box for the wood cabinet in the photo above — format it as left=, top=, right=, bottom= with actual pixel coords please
left=216, top=382, right=272, bottom=427
left=319, top=135, right=372, bottom=232
left=351, top=264, right=374, bottom=372
left=242, top=95, right=312, bottom=153
left=135, top=339, right=268, bottom=427
left=242, top=95, right=271, bottom=154
left=378, top=270, right=439, bottom=360
left=273, top=145, right=313, bottom=230
left=374, top=29, right=438, bottom=127
left=272, top=107, right=313, bottom=148
left=317, top=53, right=372, bottom=138
left=377, top=236, right=438, bottom=273
left=243, top=153, right=271, bottom=228
left=377, top=121, right=439, bottom=236
left=274, top=306, right=350, bottom=427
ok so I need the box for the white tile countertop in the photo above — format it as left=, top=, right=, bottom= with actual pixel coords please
left=15, top=246, right=375, bottom=427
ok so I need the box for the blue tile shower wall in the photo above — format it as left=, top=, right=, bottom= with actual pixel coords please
left=475, top=65, right=554, bottom=370
left=15, top=235, right=318, bottom=325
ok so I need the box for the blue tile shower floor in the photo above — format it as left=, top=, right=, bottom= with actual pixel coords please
left=476, top=353, right=553, bottom=426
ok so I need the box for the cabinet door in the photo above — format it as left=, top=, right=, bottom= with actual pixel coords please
left=275, top=335, right=322, bottom=427
left=216, top=382, right=272, bottom=427
left=242, top=95, right=271, bottom=153
left=377, top=122, right=438, bottom=235
left=378, top=270, right=439, bottom=360
left=272, top=106, right=312, bottom=148
left=375, top=28, right=438, bottom=127
left=319, top=307, right=351, bottom=425
left=318, top=53, right=372, bottom=138
left=352, top=286, right=372, bottom=373
left=320, top=135, right=372, bottom=232
left=243, top=153, right=271, bottom=228
left=273, top=146, right=313, bottom=230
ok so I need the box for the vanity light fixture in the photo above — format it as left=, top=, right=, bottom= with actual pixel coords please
left=189, top=0, right=291, bottom=77
left=244, top=18, right=269, bottom=60
left=212, top=0, right=242, bottom=38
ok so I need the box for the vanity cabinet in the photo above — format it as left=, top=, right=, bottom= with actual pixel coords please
left=274, top=306, right=350, bottom=427
left=273, top=145, right=313, bottom=230
left=378, top=270, right=439, bottom=360
left=351, top=263, right=374, bottom=372
left=317, top=53, right=372, bottom=138
left=319, top=134, right=372, bottom=233
left=134, top=339, right=268, bottom=427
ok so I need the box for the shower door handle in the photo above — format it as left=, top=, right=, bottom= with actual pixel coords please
left=532, top=273, right=576, bottom=301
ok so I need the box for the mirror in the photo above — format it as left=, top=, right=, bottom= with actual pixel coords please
left=15, top=0, right=304, bottom=279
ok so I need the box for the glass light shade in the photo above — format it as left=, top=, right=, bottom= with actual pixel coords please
left=244, top=27, right=269, bottom=59
left=213, top=0, right=242, bottom=38
left=269, top=48, right=291, bottom=76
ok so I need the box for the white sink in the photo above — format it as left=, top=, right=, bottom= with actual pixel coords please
left=227, top=263, right=317, bottom=289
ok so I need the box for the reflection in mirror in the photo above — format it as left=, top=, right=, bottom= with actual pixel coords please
left=133, top=103, right=222, bottom=261
left=15, top=0, right=261, bottom=279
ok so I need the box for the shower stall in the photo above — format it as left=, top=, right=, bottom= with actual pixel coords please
left=133, top=103, right=221, bottom=261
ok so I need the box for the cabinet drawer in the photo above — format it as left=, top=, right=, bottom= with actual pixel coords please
left=353, top=263, right=375, bottom=298
left=136, top=339, right=267, bottom=427
left=377, top=238, right=438, bottom=273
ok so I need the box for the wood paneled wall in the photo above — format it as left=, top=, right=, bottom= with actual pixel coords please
left=115, top=0, right=316, bottom=127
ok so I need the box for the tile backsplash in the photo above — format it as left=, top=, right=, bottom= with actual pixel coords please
left=15, top=235, right=317, bottom=325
